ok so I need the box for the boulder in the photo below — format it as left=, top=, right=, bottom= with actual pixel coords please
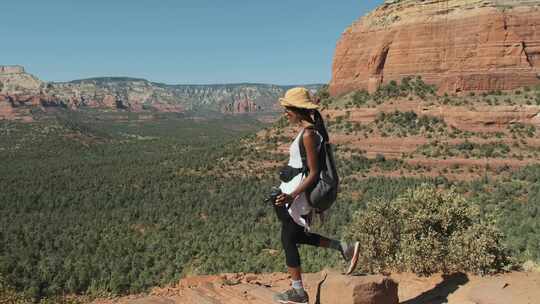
left=319, top=272, right=399, bottom=304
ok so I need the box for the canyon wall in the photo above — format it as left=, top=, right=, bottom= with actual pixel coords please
left=0, top=67, right=322, bottom=120
left=329, top=0, right=540, bottom=96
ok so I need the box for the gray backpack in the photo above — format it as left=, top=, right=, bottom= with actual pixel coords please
left=298, top=127, right=339, bottom=212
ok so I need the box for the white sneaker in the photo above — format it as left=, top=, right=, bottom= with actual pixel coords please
left=272, top=288, right=309, bottom=304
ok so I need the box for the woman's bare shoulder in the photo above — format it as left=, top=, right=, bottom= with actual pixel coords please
left=302, top=128, right=318, bottom=145
left=303, top=127, right=316, bottom=136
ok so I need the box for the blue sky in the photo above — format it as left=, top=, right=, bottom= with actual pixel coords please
left=2, top=0, right=383, bottom=85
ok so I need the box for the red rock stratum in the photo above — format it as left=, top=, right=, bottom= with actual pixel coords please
left=329, top=0, right=540, bottom=96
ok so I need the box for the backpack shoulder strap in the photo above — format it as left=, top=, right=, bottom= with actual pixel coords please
left=299, top=127, right=322, bottom=175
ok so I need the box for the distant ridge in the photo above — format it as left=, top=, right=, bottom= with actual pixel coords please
left=0, top=65, right=323, bottom=121
left=67, top=76, right=324, bottom=89
left=67, top=76, right=149, bottom=84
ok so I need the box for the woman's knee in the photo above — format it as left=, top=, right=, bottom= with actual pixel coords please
left=284, top=244, right=301, bottom=268
left=286, top=256, right=301, bottom=268
left=281, top=230, right=296, bottom=251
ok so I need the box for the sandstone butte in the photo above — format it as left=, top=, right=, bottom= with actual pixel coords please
left=329, top=0, right=540, bottom=96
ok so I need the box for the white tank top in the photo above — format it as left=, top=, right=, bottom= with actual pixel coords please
left=279, top=128, right=322, bottom=229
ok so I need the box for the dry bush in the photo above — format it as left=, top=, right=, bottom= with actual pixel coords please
left=344, top=184, right=509, bottom=275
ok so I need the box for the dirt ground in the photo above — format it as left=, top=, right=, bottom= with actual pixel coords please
left=92, top=270, right=540, bottom=304
left=391, top=271, right=540, bottom=304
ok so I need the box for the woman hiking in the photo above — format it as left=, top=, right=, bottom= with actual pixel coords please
left=272, top=87, right=360, bottom=304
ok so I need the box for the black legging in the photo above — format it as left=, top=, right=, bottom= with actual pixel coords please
left=275, top=205, right=325, bottom=267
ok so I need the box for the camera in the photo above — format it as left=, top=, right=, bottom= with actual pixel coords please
left=264, top=187, right=282, bottom=205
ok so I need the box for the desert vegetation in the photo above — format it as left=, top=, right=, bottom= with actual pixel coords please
left=344, top=184, right=509, bottom=275
left=321, top=76, right=437, bottom=109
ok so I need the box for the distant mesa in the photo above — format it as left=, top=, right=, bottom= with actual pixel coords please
left=329, top=0, right=540, bottom=96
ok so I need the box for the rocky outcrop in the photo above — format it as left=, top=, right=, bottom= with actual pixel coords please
left=433, top=104, right=540, bottom=131
left=0, top=95, right=15, bottom=119
left=0, top=65, right=42, bottom=94
left=330, top=0, right=540, bottom=96
left=93, top=271, right=398, bottom=304
left=0, top=94, right=36, bottom=121
left=329, top=101, right=540, bottom=131
left=89, top=271, right=540, bottom=304
left=319, top=273, right=398, bottom=304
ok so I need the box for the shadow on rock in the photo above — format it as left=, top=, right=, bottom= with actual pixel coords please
left=401, top=273, right=469, bottom=304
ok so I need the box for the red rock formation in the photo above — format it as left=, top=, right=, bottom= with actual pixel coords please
left=94, top=271, right=399, bottom=304
left=149, top=103, right=184, bottom=112
left=101, top=95, right=117, bottom=108
left=222, top=97, right=259, bottom=114
left=236, top=97, right=258, bottom=113
left=320, top=273, right=398, bottom=304
left=0, top=94, right=35, bottom=121
left=330, top=0, right=540, bottom=96
left=0, top=95, right=14, bottom=119
left=327, top=101, right=540, bottom=131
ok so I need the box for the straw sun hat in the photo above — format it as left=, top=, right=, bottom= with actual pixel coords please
left=279, top=87, right=319, bottom=109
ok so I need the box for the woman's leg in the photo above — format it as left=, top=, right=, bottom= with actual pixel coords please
left=295, top=230, right=342, bottom=252
left=295, top=229, right=360, bottom=275
left=278, top=215, right=309, bottom=302
left=281, top=217, right=304, bottom=269
left=288, top=266, right=302, bottom=281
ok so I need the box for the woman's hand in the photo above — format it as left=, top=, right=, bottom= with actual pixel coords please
left=275, top=193, right=295, bottom=206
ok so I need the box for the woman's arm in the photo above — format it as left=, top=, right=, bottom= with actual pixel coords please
left=276, top=128, right=319, bottom=205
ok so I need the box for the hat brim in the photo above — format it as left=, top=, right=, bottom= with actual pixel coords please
left=279, top=98, right=319, bottom=109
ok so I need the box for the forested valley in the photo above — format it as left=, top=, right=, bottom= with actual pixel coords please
left=0, top=106, right=539, bottom=302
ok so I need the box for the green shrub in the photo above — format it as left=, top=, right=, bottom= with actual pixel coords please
left=344, top=184, right=509, bottom=275
left=373, top=80, right=401, bottom=102
left=352, top=90, right=370, bottom=106
left=374, top=111, right=446, bottom=137
left=344, top=198, right=401, bottom=273
left=509, top=123, right=536, bottom=138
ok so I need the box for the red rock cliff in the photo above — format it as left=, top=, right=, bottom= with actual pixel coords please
left=329, top=0, right=540, bottom=96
